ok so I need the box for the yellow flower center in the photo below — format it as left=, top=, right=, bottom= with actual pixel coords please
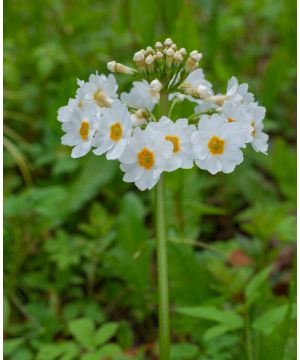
left=227, top=117, right=236, bottom=123
left=208, top=136, right=225, bottom=155
left=93, top=89, right=111, bottom=107
left=137, top=148, right=155, bottom=169
left=78, top=100, right=83, bottom=108
left=79, top=120, right=89, bottom=141
left=165, top=135, right=180, bottom=153
left=251, top=121, right=256, bottom=137
left=110, top=122, right=123, bottom=142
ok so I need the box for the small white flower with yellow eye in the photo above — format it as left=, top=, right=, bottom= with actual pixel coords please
left=246, top=103, right=268, bottom=154
left=119, top=126, right=174, bottom=191
left=61, top=103, right=99, bottom=158
left=82, top=73, right=118, bottom=108
left=207, top=77, right=255, bottom=106
left=92, top=100, right=132, bottom=160
left=220, top=102, right=253, bottom=144
left=121, top=79, right=161, bottom=112
left=225, top=76, right=255, bottom=104
left=147, top=116, right=196, bottom=170
left=57, top=87, right=88, bottom=123
left=191, top=114, right=246, bottom=174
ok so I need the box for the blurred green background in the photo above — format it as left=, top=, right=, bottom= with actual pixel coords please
left=4, top=0, right=296, bottom=359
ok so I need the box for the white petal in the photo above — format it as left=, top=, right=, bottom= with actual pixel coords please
left=71, top=142, right=91, bottom=158
left=106, top=139, right=127, bottom=160
left=122, top=165, right=144, bottom=182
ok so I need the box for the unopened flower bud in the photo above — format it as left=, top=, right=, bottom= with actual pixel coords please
left=165, top=48, right=174, bottom=67
left=149, top=79, right=162, bottom=93
left=132, top=109, right=148, bottom=126
left=197, top=84, right=213, bottom=98
left=107, top=61, right=135, bottom=75
left=155, top=41, right=163, bottom=51
left=205, top=95, right=228, bottom=106
left=174, top=51, right=183, bottom=65
left=146, top=46, right=154, bottom=55
left=164, top=38, right=173, bottom=47
left=145, top=55, right=154, bottom=71
left=155, top=51, right=163, bottom=60
left=184, top=52, right=203, bottom=73
left=180, top=82, right=199, bottom=97
left=190, top=51, right=202, bottom=62
left=133, top=51, right=145, bottom=70
left=179, top=48, right=187, bottom=57
left=145, top=55, right=154, bottom=64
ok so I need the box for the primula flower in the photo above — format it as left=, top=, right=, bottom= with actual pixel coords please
left=58, top=38, right=268, bottom=191
left=246, top=103, right=268, bottom=154
left=191, top=114, right=246, bottom=174
left=57, top=88, right=88, bottom=123
left=121, top=79, right=161, bottom=112
left=61, top=103, right=99, bottom=158
left=147, top=117, right=196, bottom=170
left=220, top=102, right=253, bottom=144
left=81, top=73, right=118, bottom=108
left=224, top=76, right=255, bottom=105
left=119, top=126, right=174, bottom=190
left=92, top=100, right=132, bottom=160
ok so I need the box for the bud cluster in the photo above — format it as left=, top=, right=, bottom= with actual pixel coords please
left=107, top=38, right=202, bottom=94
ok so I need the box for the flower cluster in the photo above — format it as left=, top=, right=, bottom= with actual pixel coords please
left=58, top=38, right=268, bottom=190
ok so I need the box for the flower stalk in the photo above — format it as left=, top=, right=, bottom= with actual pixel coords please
left=155, top=93, right=170, bottom=360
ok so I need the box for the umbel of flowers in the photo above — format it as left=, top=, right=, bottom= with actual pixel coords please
left=58, top=38, right=268, bottom=190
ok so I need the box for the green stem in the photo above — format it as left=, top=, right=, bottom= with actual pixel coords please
left=155, top=93, right=170, bottom=360
left=245, top=306, right=254, bottom=360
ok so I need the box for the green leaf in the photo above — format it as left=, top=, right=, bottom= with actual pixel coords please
left=81, top=353, right=99, bottom=360
left=59, top=156, right=117, bottom=220
left=37, top=342, right=79, bottom=360
left=253, top=304, right=296, bottom=336
left=97, top=344, right=122, bottom=358
left=170, top=343, right=199, bottom=359
left=107, top=192, right=152, bottom=300
left=245, top=267, right=271, bottom=305
left=4, top=338, right=24, bottom=356
left=175, top=306, right=243, bottom=328
left=69, top=318, right=95, bottom=351
left=94, top=322, right=119, bottom=347
left=3, top=296, right=10, bottom=331
left=204, top=324, right=236, bottom=342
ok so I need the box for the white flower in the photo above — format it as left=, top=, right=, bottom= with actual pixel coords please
left=246, top=103, right=268, bottom=154
left=77, top=78, right=85, bottom=87
left=92, top=100, right=132, bottom=160
left=171, top=69, right=213, bottom=103
left=61, top=103, right=99, bottom=158
left=191, top=114, right=246, bottom=174
left=81, top=73, right=118, bottom=108
left=119, top=126, right=174, bottom=191
left=57, top=87, right=89, bottom=123
left=194, top=100, right=218, bottom=114
left=206, top=77, right=255, bottom=107
left=220, top=102, right=253, bottom=144
left=121, top=80, right=160, bottom=112
left=225, top=76, right=255, bottom=104
left=147, top=116, right=196, bottom=169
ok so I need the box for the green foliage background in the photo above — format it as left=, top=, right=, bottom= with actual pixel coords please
left=4, top=0, right=296, bottom=359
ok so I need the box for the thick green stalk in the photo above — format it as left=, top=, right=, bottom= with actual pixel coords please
left=155, top=93, right=170, bottom=360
